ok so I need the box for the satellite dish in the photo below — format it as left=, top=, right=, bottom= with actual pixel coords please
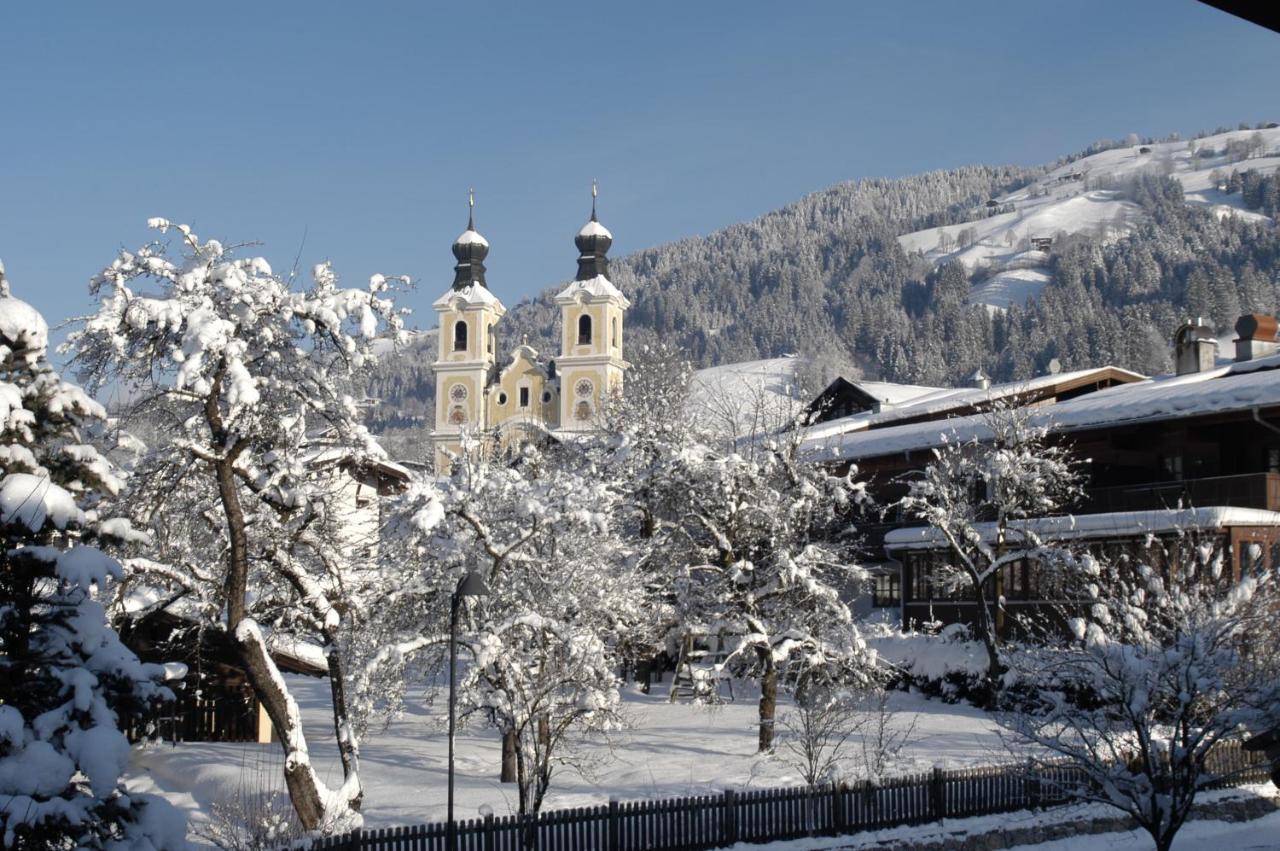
left=1047, top=358, right=1062, bottom=375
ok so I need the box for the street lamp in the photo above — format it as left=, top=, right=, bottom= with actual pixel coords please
left=449, top=570, right=489, bottom=851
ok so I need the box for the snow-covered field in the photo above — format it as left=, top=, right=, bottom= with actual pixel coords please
left=897, top=126, right=1280, bottom=311
left=125, top=674, right=1006, bottom=838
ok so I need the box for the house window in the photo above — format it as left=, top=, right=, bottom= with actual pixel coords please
left=1268, top=447, right=1280, bottom=473
left=578, top=315, right=592, bottom=345
left=519, top=387, right=530, bottom=408
left=1161, top=454, right=1184, bottom=480
left=454, top=320, right=468, bottom=352
left=872, top=572, right=900, bottom=607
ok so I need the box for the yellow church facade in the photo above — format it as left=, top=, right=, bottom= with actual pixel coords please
left=431, top=191, right=629, bottom=473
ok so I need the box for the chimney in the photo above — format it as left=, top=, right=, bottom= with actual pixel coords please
left=1234, top=313, right=1280, bottom=362
left=1173, top=318, right=1217, bottom=376
left=968, top=367, right=991, bottom=390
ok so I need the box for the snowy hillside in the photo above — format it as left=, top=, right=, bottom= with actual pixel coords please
left=899, top=126, right=1280, bottom=311
left=687, top=356, right=805, bottom=440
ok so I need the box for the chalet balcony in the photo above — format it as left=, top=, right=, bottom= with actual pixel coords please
left=1082, top=472, right=1280, bottom=514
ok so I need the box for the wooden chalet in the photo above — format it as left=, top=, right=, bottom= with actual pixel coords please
left=802, top=314, right=1280, bottom=634
left=121, top=610, right=327, bottom=744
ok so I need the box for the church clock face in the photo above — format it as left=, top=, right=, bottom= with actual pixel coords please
left=450, top=383, right=468, bottom=402
left=574, top=379, right=593, bottom=398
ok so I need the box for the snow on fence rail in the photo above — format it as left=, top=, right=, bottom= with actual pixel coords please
left=297, top=742, right=1268, bottom=851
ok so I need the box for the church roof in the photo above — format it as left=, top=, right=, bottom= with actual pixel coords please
left=448, top=191, right=490, bottom=289
left=554, top=274, right=629, bottom=306
left=433, top=282, right=504, bottom=311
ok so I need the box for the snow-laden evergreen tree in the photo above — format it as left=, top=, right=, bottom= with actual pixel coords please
left=898, top=400, right=1081, bottom=706
left=0, top=262, right=186, bottom=849
left=663, top=431, right=873, bottom=752
left=65, top=220, right=408, bottom=831
left=1000, top=540, right=1280, bottom=851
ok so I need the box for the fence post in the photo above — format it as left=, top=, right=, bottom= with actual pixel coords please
left=608, top=798, right=620, bottom=851
left=929, top=766, right=946, bottom=822
left=721, top=789, right=737, bottom=847
left=484, top=812, right=495, bottom=851
left=831, top=783, right=845, bottom=834
left=1025, top=759, right=1040, bottom=811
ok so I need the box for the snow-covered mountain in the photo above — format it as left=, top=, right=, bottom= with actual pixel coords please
left=899, top=127, right=1280, bottom=311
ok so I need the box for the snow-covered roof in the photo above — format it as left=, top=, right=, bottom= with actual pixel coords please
left=578, top=219, right=613, bottom=240
left=804, top=356, right=1280, bottom=463
left=453, top=228, right=489, bottom=247
left=554, top=275, right=630, bottom=306
left=854, top=380, right=945, bottom=407
left=433, top=283, right=505, bottom=311
left=884, top=506, right=1280, bottom=550
left=802, top=366, right=1142, bottom=447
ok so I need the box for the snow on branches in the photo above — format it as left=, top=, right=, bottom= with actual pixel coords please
left=65, top=219, right=412, bottom=832
left=0, top=261, right=186, bottom=849
left=898, top=399, right=1082, bottom=704
left=664, top=434, right=872, bottom=752
left=1000, top=539, right=1280, bottom=851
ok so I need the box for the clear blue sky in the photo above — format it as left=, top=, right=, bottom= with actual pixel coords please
left=1, top=1, right=1277, bottom=341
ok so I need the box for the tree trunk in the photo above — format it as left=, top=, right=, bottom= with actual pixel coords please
left=325, top=641, right=363, bottom=807
left=213, top=443, right=344, bottom=830
left=757, top=651, right=777, bottom=753
left=970, top=577, right=1003, bottom=708
left=236, top=625, right=329, bottom=830
left=502, top=729, right=518, bottom=783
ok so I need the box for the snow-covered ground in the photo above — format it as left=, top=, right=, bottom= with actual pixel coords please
left=125, top=674, right=1007, bottom=839
left=729, top=787, right=1280, bottom=850
left=897, top=126, right=1280, bottom=312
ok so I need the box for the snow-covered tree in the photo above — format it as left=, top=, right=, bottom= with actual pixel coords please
left=898, top=400, right=1081, bottom=705
left=1000, top=540, right=1280, bottom=851
left=0, top=262, right=186, bottom=849
left=386, top=442, right=638, bottom=815
left=65, top=220, right=407, bottom=831
left=665, top=434, right=872, bottom=752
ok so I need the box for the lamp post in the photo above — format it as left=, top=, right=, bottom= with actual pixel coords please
left=449, top=570, right=489, bottom=851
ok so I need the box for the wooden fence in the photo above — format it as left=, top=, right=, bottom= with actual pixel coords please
left=125, top=682, right=259, bottom=744
left=301, top=741, right=1268, bottom=851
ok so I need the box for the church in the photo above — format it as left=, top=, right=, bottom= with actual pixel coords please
left=430, top=187, right=630, bottom=473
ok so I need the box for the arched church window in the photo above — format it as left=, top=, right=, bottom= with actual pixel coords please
left=487, top=323, right=494, bottom=355
left=611, top=317, right=618, bottom=349
left=578, top=314, right=592, bottom=346
left=454, top=320, right=468, bottom=352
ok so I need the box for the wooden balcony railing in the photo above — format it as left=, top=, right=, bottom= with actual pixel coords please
left=1081, top=472, right=1280, bottom=514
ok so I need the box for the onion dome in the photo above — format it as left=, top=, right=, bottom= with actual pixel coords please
left=574, top=180, right=613, bottom=281
left=452, top=189, right=489, bottom=288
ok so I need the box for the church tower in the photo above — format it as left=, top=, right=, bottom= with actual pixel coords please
left=554, top=183, right=630, bottom=431
left=432, top=193, right=505, bottom=473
